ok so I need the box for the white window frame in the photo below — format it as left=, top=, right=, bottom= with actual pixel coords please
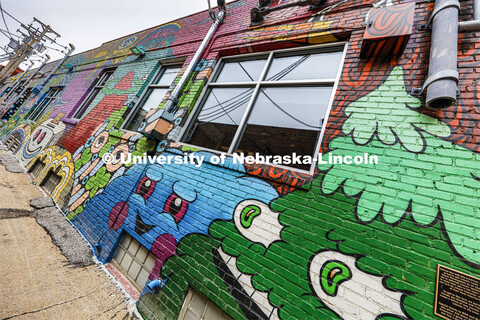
left=28, top=86, right=63, bottom=121
left=122, top=63, right=182, bottom=132
left=178, top=288, right=233, bottom=320
left=72, top=69, right=115, bottom=120
left=177, top=42, right=348, bottom=174
left=112, top=233, right=157, bottom=291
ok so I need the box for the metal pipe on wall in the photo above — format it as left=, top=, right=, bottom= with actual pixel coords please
left=474, top=0, right=480, bottom=20
left=148, top=5, right=226, bottom=141
left=425, top=0, right=460, bottom=109
left=40, top=43, right=75, bottom=87
left=459, top=0, right=480, bottom=31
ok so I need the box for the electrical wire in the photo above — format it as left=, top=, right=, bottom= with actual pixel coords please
left=0, top=7, right=22, bottom=25
left=0, top=0, right=10, bottom=37
left=43, top=44, right=65, bottom=53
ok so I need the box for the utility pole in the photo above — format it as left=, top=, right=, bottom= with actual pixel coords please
left=0, top=17, right=60, bottom=86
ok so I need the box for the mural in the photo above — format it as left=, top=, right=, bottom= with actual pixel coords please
left=2, top=123, right=30, bottom=154
left=25, top=145, right=74, bottom=209
left=66, top=107, right=155, bottom=220
left=19, top=112, right=66, bottom=166
left=73, top=151, right=278, bottom=289
left=0, top=1, right=479, bottom=320
left=318, top=66, right=480, bottom=268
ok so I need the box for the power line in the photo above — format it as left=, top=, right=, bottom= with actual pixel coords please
left=0, top=6, right=22, bottom=25
left=0, top=0, right=10, bottom=37
left=43, top=44, right=65, bottom=53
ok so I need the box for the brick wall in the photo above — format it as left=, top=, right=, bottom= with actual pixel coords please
left=1, top=0, right=480, bottom=319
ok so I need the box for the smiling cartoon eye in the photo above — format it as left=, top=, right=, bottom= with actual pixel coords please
left=33, top=130, right=41, bottom=140
left=164, top=193, right=188, bottom=223
left=37, top=132, right=46, bottom=143
left=136, top=177, right=156, bottom=200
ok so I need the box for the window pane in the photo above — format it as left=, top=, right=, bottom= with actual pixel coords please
left=74, top=88, right=101, bottom=119
left=235, top=87, right=333, bottom=170
left=155, top=67, right=181, bottom=86
left=98, top=71, right=114, bottom=86
left=185, top=88, right=252, bottom=152
left=126, top=88, right=168, bottom=131
left=29, top=88, right=61, bottom=121
left=215, top=59, right=267, bottom=83
left=266, top=51, right=343, bottom=81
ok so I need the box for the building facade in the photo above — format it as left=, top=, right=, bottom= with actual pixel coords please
left=1, top=0, right=480, bottom=319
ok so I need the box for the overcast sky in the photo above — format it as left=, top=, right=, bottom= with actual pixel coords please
left=0, top=0, right=230, bottom=68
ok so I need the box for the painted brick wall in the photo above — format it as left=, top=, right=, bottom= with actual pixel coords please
left=1, top=0, right=480, bottom=319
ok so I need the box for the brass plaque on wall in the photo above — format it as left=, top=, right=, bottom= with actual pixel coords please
left=434, top=265, right=480, bottom=320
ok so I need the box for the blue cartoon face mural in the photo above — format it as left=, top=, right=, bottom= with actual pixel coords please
left=73, top=150, right=278, bottom=288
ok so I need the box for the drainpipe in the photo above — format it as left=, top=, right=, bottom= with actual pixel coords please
left=147, top=1, right=226, bottom=141
left=38, top=43, right=75, bottom=88
left=459, top=0, right=480, bottom=31
left=413, top=0, right=460, bottom=109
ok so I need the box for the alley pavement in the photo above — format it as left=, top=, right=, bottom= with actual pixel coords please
left=0, top=150, right=136, bottom=320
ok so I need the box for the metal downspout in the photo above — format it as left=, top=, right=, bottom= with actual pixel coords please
left=413, top=0, right=460, bottom=109
left=427, top=0, right=459, bottom=109
left=40, top=43, right=75, bottom=87
left=459, top=0, right=480, bottom=31
left=148, top=6, right=225, bottom=141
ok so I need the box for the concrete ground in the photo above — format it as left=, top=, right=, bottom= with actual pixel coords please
left=0, top=150, right=136, bottom=320
left=0, top=155, right=42, bottom=218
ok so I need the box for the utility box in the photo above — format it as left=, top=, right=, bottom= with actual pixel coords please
left=361, top=3, right=415, bottom=58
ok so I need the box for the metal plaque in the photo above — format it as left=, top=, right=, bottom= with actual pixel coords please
left=434, top=265, right=480, bottom=320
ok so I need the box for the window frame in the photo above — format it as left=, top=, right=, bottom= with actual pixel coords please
left=122, top=63, right=183, bottom=132
left=27, top=86, right=63, bottom=122
left=178, top=42, right=348, bottom=174
left=112, top=233, right=157, bottom=291
left=72, top=68, right=116, bottom=120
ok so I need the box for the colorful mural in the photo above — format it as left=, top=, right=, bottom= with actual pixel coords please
left=66, top=107, right=155, bottom=219
left=0, top=0, right=479, bottom=319
left=25, top=145, right=74, bottom=209
left=73, top=151, right=278, bottom=286
left=20, top=112, right=66, bottom=166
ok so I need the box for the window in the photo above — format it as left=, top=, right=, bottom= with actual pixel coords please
left=73, top=69, right=115, bottom=119
left=180, top=44, right=346, bottom=171
left=179, top=288, right=233, bottom=320
left=4, top=132, right=21, bottom=153
left=112, top=233, right=156, bottom=290
left=40, top=168, right=62, bottom=195
left=27, top=87, right=63, bottom=121
left=123, top=65, right=181, bottom=131
left=28, top=159, right=46, bottom=178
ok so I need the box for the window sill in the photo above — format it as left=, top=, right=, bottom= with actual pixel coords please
left=175, top=143, right=314, bottom=194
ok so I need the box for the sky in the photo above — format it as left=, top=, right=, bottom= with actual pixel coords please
left=0, top=0, right=231, bottom=69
